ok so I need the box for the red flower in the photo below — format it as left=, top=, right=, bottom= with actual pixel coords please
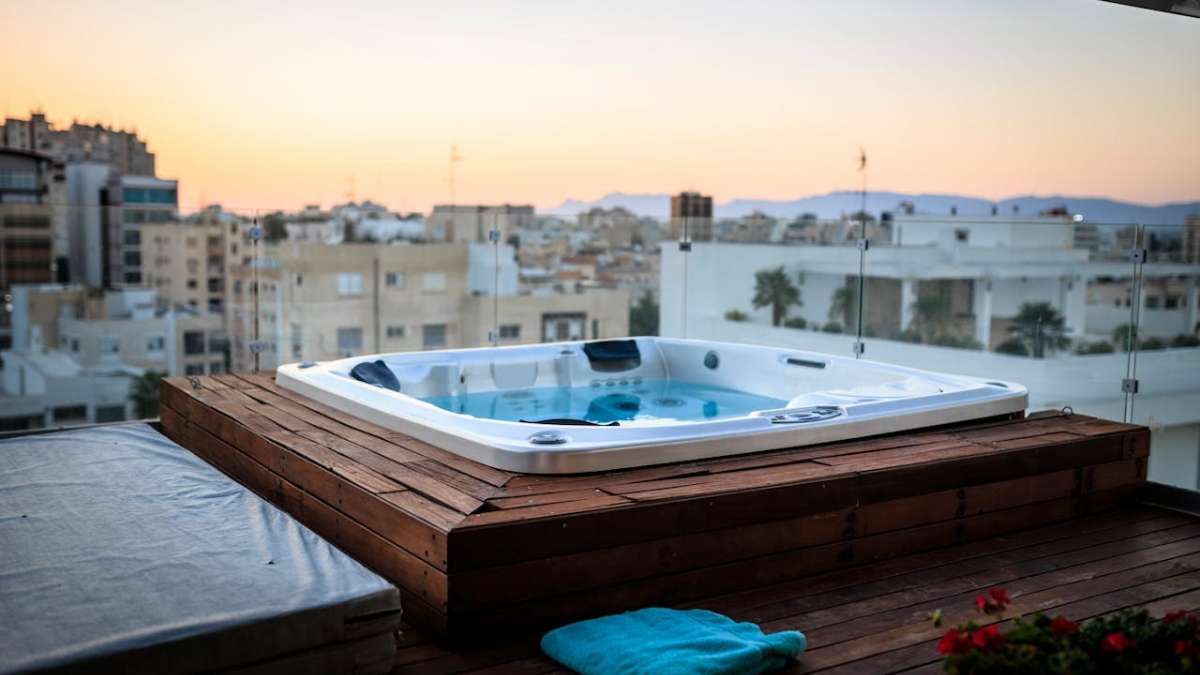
left=975, top=595, right=989, bottom=613
left=974, top=588, right=1010, bottom=614
left=1049, top=616, right=1079, bottom=635
left=971, top=625, right=1006, bottom=651
left=1175, top=640, right=1200, bottom=659
left=937, top=629, right=973, bottom=655
left=1165, top=610, right=1191, bottom=624
left=1101, top=631, right=1135, bottom=653
left=989, top=588, right=1011, bottom=607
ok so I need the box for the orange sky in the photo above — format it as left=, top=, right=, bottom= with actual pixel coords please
left=2, top=0, right=1197, bottom=214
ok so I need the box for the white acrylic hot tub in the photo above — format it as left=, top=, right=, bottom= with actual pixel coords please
left=276, top=338, right=1027, bottom=474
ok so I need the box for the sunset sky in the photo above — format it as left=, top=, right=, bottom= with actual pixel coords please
left=2, top=0, right=1197, bottom=213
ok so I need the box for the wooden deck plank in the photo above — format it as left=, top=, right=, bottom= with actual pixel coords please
left=389, top=505, right=1200, bottom=675
left=162, top=375, right=1152, bottom=642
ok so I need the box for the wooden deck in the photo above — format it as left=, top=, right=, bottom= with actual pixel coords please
left=160, top=373, right=1150, bottom=643
left=391, top=504, right=1200, bottom=674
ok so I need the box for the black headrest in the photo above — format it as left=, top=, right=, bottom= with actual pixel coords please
left=349, top=360, right=401, bottom=392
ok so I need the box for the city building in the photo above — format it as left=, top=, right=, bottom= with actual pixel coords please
left=119, top=176, right=179, bottom=285
left=224, top=241, right=628, bottom=372
left=717, top=210, right=780, bottom=243
left=669, top=191, right=713, bottom=242
left=2, top=112, right=156, bottom=176
left=426, top=204, right=535, bottom=244
left=577, top=207, right=663, bottom=250
left=660, top=213, right=1200, bottom=489
left=9, top=285, right=226, bottom=376
left=142, top=219, right=233, bottom=314
left=0, top=149, right=65, bottom=349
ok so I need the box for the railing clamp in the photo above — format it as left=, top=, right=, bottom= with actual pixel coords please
left=852, top=341, right=866, bottom=356
left=249, top=340, right=267, bottom=354
left=1121, top=378, right=1139, bottom=395
left=488, top=229, right=501, bottom=242
left=678, top=241, right=692, bottom=252
left=857, top=238, right=870, bottom=252
left=1128, top=248, right=1147, bottom=264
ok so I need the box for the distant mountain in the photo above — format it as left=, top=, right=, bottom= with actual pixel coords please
left=548, top=190, right=1200, bottom=226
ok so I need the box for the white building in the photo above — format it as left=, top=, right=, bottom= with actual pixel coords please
left=661, top=214, right=1200, bottom=490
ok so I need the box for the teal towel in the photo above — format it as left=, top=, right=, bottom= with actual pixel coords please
left=541, top=608, right=806, bottom=675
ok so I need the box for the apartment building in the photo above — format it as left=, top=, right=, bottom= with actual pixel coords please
left=669, top=191, right=713, bottom=242
left=660, top=213, right=1200, bottom=489
left=426, top=204, right=535, bottom=244
left=0, top=149, right=65, bottom=349
left=224, top=241, right=629, bottom=372
left=119, top=176, right=179, bottom=285
left=142, top=220, right=233, bottom=314
left=9, top=285, right=226, bottom=376
left=2, top=112, right=155, bottom=176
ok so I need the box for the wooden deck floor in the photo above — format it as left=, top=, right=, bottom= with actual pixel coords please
left=392, top=504, right=1200, bottom=674
left=160, top=373, right=1150, bottom=642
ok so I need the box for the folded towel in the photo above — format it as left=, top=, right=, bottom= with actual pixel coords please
left=541, top=608, right=806, bottom=675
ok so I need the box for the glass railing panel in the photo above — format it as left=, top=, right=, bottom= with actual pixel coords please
left=1130, top=223, right=1200, bottom=492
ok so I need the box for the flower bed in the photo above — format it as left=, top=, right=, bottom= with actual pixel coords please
left=936, top=587, right=1200, bottom=673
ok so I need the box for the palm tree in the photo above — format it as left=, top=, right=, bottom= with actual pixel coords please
left=1007, top=302, right=1070, bottom=358
left=910, top=291, right=952, bottom=343
left=130, top=370, right=166, bottom=419
left=828, top=279, right=859, bottom=332
left=752, top=266, right=801, bottom=327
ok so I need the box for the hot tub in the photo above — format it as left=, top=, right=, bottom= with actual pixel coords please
left=276, top=338, right=1027, bottom=474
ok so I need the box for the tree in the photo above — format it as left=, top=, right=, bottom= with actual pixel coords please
left=828, top=280, right=860, bottom=332
left=724, top=309, right=749, bottom=322
left=130, top=370, right=166, bottom=419
left=910, top=290, right=953, bottom=343
left=262, top=212, right=288, bottom=243
left=628, top=292, right=659, bottom=336
left=1006, top=302, right=1070, bottom=358
left=751, top=266, right=801, bottom=327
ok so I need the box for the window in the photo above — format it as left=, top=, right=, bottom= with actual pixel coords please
left=187, top=279, right=198, bottom=289
left=422, top=272, right=447, bottom=292
left=386, top=272, right=404, bottom=288
left=186, top=258, right=199, bottom=274
left=185, top=363, right=205, bottom=375
left=291, top=323, right=302, bottom=358
left=183, top=331, right=205, bottom=355
left=422, top=323, right=447, bottom=348
left=336, top=327, right=364, bottom=355
left=209, top=361, right=225, bottom=374
left=0, top=170, right=37, bottom=190
left=146, top=335, right=165, bottom=352
left=499, top=324, right=520, bottom=339
left=542, top=313, right=586, bottom=342
left=53, top=405, right=87, bottom=422
left=1146, top=296, right=1161, bottom=309
left=386, top=325, right=406, bottom=339
left=185, top=237, right=197, bottom=248
left=123, top=230, right=141, bottom=245
left=337, top=273, right=364, bottom=295
left=95, top=405, right=126, bottom=423
left=954, top=229, right=969, bottom=243
left=123, top=250, right=141, bottom=267
left=100, top=336, right=120, bottom=355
